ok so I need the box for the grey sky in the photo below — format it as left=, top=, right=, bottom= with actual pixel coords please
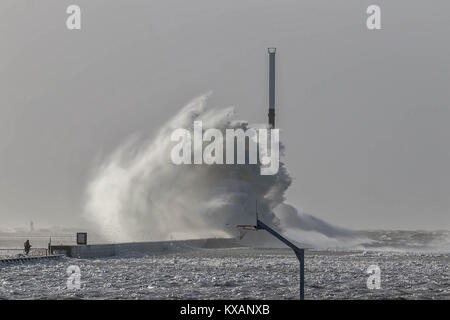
left=1, top=0, right=449, bottom=230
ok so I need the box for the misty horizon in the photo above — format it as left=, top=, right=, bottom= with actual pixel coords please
left=1, top=0, right=450, bottom=232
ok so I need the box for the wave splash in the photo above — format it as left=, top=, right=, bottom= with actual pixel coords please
left=83, top=93, right=356, bottom=247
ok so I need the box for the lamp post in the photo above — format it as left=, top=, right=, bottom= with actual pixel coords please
left=268, top=47, right=276, bottom=128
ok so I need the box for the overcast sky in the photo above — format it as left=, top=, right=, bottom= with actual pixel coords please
left=1, top=0, right=449, bottom=230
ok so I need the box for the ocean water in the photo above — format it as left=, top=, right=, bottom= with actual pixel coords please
left=0, top=244, right=448, bottom=299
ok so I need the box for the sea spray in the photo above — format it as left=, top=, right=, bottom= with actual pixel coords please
left=84, top=93, right=355, bottom=247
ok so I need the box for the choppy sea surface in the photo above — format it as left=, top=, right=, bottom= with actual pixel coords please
left=0, top=230, right=449, bottom=300
left=0, top=250, right=448, bottom=300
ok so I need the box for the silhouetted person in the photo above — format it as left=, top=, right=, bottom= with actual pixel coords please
left=24, top=240, right=31, bottom=255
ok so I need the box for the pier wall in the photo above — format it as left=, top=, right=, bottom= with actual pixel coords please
left=50, top=238, right=241, bottom=259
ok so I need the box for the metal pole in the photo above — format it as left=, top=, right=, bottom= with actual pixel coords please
left=296, top=249, right=305, bottom=300
left=257, top=219, right=305, bottom=300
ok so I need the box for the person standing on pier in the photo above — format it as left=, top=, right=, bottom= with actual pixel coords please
left=24, top=240, right=31, bottom=255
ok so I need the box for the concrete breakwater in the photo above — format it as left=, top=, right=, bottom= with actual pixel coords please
left=50, top=238, right=242, bottom=258
left=0, top=254, right=64, bottom=264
